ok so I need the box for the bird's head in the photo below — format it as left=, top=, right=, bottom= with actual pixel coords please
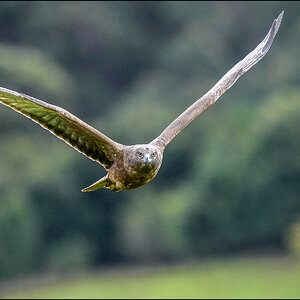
left=124, top=144, right=163, bottom=173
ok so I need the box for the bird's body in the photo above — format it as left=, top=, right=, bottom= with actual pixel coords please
left=88, top=144, right=163, bottom=192
left=0, top=12, right=283, bottom=192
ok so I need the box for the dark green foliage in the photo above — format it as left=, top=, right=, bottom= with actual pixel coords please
left=0, top=1, right=298, bottom=278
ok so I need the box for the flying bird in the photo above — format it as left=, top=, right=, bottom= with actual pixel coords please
left=0, top=12, right=283, bottom=192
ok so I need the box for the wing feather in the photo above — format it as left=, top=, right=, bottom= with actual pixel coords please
left=151, top=11, right=284, bottom=149
left=0, top=87, right=123, bottom=169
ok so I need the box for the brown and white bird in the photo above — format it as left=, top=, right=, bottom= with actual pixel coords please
left=0, top=12, right=283, bottom=192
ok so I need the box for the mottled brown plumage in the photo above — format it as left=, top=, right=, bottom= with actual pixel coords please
left=0, top=12, right=283, bottom=192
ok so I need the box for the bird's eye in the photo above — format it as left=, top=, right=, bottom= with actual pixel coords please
left=151, top=152, right=157, bottom=158
left=137, top=152, right=144, bottom=158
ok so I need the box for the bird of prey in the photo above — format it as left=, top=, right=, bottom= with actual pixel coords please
left=0, top=12, right=283, bottom=192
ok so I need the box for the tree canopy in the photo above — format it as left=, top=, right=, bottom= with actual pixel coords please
left=0, top=1, right=298, bottom=278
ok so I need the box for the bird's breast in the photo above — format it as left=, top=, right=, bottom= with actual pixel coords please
left=108, top=159, right=159, bottom=191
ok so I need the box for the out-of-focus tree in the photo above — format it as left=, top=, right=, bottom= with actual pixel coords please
left=0, top=1, right=299, bottom=279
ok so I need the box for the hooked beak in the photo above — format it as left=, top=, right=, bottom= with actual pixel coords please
left=144, top=154, right=150, bottom=165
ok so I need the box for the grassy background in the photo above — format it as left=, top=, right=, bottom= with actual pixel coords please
left=2, top=256, right=300, bottom=299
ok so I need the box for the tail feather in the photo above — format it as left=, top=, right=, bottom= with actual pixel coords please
left=81, top=176, right=109, bottom=192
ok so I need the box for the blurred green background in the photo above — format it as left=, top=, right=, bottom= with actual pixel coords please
left=0, top=1, right=300, bottom=298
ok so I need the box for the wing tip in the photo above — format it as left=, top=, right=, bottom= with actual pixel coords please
left=278, top=11, right=284, bottom=21
left=275, top=11, right=284, bottom=31
left=261, top=11, right=284, bottom=55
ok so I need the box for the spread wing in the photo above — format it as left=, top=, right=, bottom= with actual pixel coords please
left=0, top=87, right=123, bottom=169
left=151, top=11, right=284, bottom=149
